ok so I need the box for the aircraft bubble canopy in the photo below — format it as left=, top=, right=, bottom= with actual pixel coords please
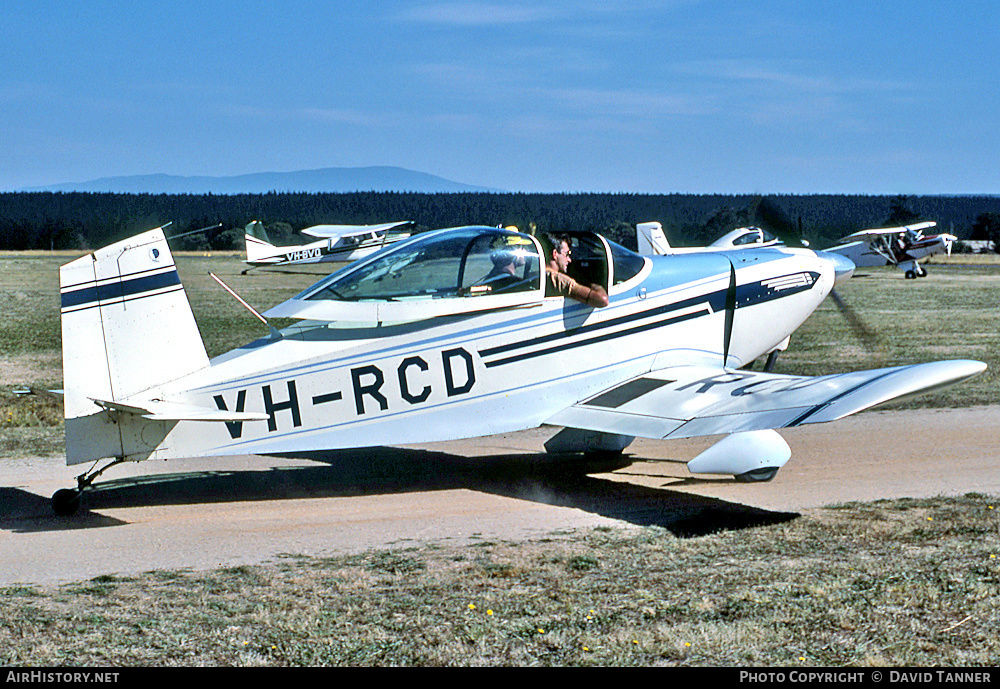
left=263, top=226, right=548, bottom=322
left=301, top=226, right=543, bottom=303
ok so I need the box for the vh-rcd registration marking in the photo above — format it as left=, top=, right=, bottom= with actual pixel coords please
left=213, top=347, right=477, bottom=438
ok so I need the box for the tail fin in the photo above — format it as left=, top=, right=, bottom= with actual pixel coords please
left=60, top=228, right=209, bottom=464
left=244, top=220, right=279, bottom=264
left=637, top=221, right=671, bottom=255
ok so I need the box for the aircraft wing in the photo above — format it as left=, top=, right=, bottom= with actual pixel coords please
left=838, top=221, right=937, bottom=242
left=300, top=221, right=412, bottom=239
left=546, top=360, right=985, bottom=440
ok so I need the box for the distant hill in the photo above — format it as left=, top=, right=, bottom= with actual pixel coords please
left=21, top=166, right=501, bottom=194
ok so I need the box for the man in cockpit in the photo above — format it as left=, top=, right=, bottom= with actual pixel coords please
left=543, top=233, right=609, bottom=308
left=480, top=246, right=527, bottom=291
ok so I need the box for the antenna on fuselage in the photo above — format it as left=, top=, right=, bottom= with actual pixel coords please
left=209, top=272, right=281, bottom=339
left=167, top=222, right=223, bottom=242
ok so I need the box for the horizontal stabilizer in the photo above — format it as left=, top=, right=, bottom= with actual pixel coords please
left=13, top=387, right=64, bottom=400
left=91, top=397, right=270, bottom=422
left=547, top=360, right=986, bottom=440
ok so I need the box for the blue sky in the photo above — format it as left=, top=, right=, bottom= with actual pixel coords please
left=2, top=1, right=997, bottom=194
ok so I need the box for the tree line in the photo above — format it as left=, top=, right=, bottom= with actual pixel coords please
left=1, top=191, right=998, bottom=252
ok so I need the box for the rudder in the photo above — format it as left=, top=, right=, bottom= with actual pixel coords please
left=244, top=221, right=279, bottom=264
left=636, top=221, right=671, bottom=255
left=59, top=228, right=209, bottom=464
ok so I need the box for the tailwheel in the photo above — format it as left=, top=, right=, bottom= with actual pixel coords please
left=51, top=456, right=128, bottom=516
left=52, top=488, right=82, bottom=516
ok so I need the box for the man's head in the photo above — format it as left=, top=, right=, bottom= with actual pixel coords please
left=545, top=233, right=572, bottom=273
left=491, top=248, right=525, bottom=275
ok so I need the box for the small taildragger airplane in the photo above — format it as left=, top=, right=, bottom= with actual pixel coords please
left=636, top=222, right=787, bottom=256
left=51, top=224, right=985, bottom=514
left=825, top=221, right=957, bottom=278
left=243, top=220, right=413, bottom=272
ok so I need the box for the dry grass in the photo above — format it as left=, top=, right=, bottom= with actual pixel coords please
left=932, top=253, right=1000, bottom=266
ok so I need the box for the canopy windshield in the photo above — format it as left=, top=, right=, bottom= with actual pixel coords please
left=731, top=228, right=778, bottom=246
left=300, top=227, right=543, bottom=302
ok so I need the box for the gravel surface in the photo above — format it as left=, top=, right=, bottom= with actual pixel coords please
left=1, top=405, right=998, bottom=586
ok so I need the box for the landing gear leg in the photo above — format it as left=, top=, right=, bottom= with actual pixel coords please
left=763, top=350, right=780, bottom=373
left=51, top=456, right=127, bottom=516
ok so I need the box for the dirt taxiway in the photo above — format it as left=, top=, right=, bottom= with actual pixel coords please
left=1, top=405, right=998, bottom=586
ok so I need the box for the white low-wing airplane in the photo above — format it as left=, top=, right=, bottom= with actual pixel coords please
left=826, top=221, right=957, bottom=278
left=243, top=220, right=413, bottom=270
left=52, top=224, right=985, bottom=514
left=636, top=222, right=788, bottom=256
left=635, top=222, right=805, bottom=372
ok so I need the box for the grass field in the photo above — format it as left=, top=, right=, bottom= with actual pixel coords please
left=1, top=494, right=997, bottom=666
left=1, top=249, right=998, bottom=666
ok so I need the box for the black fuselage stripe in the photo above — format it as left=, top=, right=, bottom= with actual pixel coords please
left=61, top=263, right=174, bottom=291
left=483, top=309, right=708, bottom=368
left=480, top=269, right=823, bottom=368
left=480, top=270, right=822, bottom=368
left=480, top=290, right=728, bottom=360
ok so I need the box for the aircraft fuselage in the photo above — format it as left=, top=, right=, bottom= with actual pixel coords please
left=81, top=247, right=833, bottom=464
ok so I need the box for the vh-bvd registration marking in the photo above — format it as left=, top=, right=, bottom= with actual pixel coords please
left=213, top=347, right=477, bottom=439
left=284, top=247, right=323, bottom=262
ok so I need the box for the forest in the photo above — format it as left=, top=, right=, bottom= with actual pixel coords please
left=1, top=191, right=999, bottom=252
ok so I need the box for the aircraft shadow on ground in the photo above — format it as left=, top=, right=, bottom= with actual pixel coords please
left=4, top=448, right=797, bottom=538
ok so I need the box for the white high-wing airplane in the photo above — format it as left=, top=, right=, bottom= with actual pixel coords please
left=825, top=222, right=957, bottom=278
left=243, top=220, right=413, bottom=271
left=52, top=224, right=985, bottom=514
left=636, top=222, right=788, bottom=256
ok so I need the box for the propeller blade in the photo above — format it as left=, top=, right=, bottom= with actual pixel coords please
left=753, top=197, right=804, bottom=247
left=829, top=288, right=880, bottom=352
